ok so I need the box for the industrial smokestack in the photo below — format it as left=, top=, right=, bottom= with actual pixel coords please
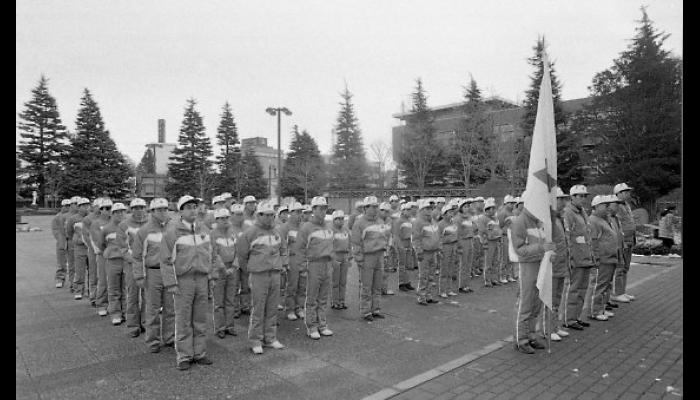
left=158, top=119, right=165, bottom=143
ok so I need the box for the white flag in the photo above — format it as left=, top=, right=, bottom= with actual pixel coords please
left=523, top=52, right=557, bottom=310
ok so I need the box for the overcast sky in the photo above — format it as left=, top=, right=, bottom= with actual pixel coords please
left=16, top=0, right=682, bottom=165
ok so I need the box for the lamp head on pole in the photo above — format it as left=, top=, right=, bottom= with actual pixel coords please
left=280, top=107, right=292, bottom=116
left=265, top=107, right=277, bottom=116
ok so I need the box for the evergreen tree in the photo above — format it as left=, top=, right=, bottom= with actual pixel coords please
left=281, top=125, right=325, bottom=202
left=398, top=78, right=445, bottom=190
left=165, top=98, right=214, bottom=200
left=17, top=75, right=70, bottom=206
left=214, top=102, right=241, bottom=194
left=583, top=7, right=681, bottom=208
left=240, top=146, right=268, bottom=199
left=136, top=148, right=156, bottom=175
left=61, top=88, right=130, bottom=198
left=330, top=84, right=368, bottom=189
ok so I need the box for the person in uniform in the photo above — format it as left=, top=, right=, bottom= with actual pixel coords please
left=81, top=198, right=101, bottom=303
left=236, top=201, right=287, bottom=355
left=279, top=202, right=306, bottom=321
left=352, top=196, right=390, bottom=320
left=132, top=198, right=175, bottom=353
left=437, top=203, right=460, bottom=298
left=210, top=207, right=239, bottom=339
left=52, top=199, right=72, bottom=288
left=242, top=195, right=257, bottom=228
left=229, top=204, right=250, bottom=317
left=301, top=205, right=312, bottom=223
left=497, top=195, right=517, bottom=284
left=348, top=200, right=364, bottom=231
left=606, top=195, right=625, bottom=313
left=90, top=199, right=112, bottom=316
left=395, top=203, right=416, bottom=292
left=119, top=198, right=149, bottom=337
left=585, top=195, right=619, bottom=321
left=612, top=183, right=637, bottom=302
left=296, top=196, right=335, bottom=340
left=563, top=185, right=595, bottom=331
left=511, top=202, right=554, bottom=354
left=67, top=197, right=91, bottom=299
left=276, top=204, right=290, bottom=310
left=97, top=202, right=131, bottom=326
left=548, top=188, right=571, bottom=341
left=203, top=195, right=226, bottom=230
left=330, top=210, right=351, bottom=309
left=63, top=197, right=81, bottom=292
left=378, top=202, right=396, bottom=296
left=455, top=199, right=475, bottom=293
left=160, top=196, right=214, bottom=370
left=470, top=197, right=485, bottom=278
left=476, top=198, right=503, bottom=287
left=412, top=199, right=441, bottom=305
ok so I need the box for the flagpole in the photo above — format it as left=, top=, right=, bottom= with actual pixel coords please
left=544, top=154, right=553, bottom=355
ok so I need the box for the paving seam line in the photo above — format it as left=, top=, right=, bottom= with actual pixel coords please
left=361, top=263, right=681, bottom=400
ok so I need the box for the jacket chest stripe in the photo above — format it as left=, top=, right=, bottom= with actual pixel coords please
left=251, top=235, right=281, bottom=248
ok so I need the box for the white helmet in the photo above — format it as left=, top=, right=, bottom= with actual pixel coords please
left=289, top=202, right=304, bottom=212
left=70, top=196, right=81, bottom=204
left=302, top=205, right=312, bottom=213
left=92, top=197, right=103, bottom=207
left=400, top=202, right=411, bottom=211
left=220, top=192, right=232, bottom=200
left=417, top=199, right=432, bottom=210
left=570, top=185, right=589, bottom=196
left=130, top=198, right=147, bottom=208
left=332, top=210, right=345, bottom=219
left=211, top=195, right=224, bottom=205
left=149, top=198, right=168, bottom=210
left=78, top=197, right=91, bottom=206
left=256, top=202, right=275, bottom=214
left=473, top=196, right=485, bottom=203
left=554, top=187, right=569, bottom=198
left=379, top=202, right=391, bottom=211
left=230, top=204, right=245, bottom=214
left=277, top=204, right=289, bottom=214
left=177, top=195, right=198, bottom=210
left=61, top=199, right=72, bottom=206
left=484, top=197, right=496, bottom=210
left=503, top=195, right=516, bottom=204
left=243, top=195, right=257, bottom=204
left=591, top=195, right=607, bottom=207
left=100, top=199, right=114, bottom=209
left=363, top=196, right=379, bottom=206
left=613, top=183, right=632, bottom=194
left=441, top=204, right=456, bottom=215
left=214, top=208, right=230, bottom=219
left=435, top=197, right=446, bottom=204
left=355, top=200, right=365, bottom=209
left=111, top=202, right=128, bottom=212
left=310, top=196, right=328, bottom=207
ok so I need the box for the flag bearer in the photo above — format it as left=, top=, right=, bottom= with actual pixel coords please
left=563, top=185, right=595, bottom=331
left=229, top=204, right=250, bottom=316
left=331, top=210, right=351, bottom=309
left=511, top=206, right=554, bottom=354
left=52, top=199, right=71, bottom=288
left=296, top=196, right=335, bottom=340
left=120, top=198, right=149, bottom=337
left=160, top=196, right=214, bottom=370
left=132, top=198, right=174, bottom=353
left=476, top=198, right=503, bottom=287
left=210, top=208, right=238, bottom=338
left=412, top=199, right=440, bottom=305
left=352, top=196, right=390, bottom=320
left=586, top=195, right=618, bottom=321
left=236, top=202, right=287, bottom=355
left=438, top=203, right=460, bottom=298
left=395, top=203, right=416, bottom=292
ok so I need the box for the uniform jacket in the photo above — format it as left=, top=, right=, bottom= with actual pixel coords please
left=81, top=212, right=99, bottom=252
left=332, top=225, right=351, bottom=255
left=551, top=212, right=569, bottom=277
left=278, top=220, right=300, bottom=258
left=411, top=215, right=440, bottom=254
left=210, top=227, right=238, bottom=279
left=455, top=213, right=476, bottom=240
left=476, top=214, right=503, bottom=242
left=497, top=207, right=514, bottom=229
left=609, top=215, right=625, bottom=261
left=89, top=216, right=111, bottom=255
left=66, top=212, right=89, bottom=250
left=242, top=212, right=256, bottom=229
left=131, top=215, right=171, bottom=281
left=351, top=215, right=391, bottom=257
left=616, top=201, right=636, bottom=245
left=119, top=214, right=149, bottom=257
left=98, top=220, right=131, bottom=260
left=393, top=214, right=413, bottom=248
left=296, top=217, right=334, bottom=262
left=236, top=221, right=286, bottom=273
left=159, top=219, right=213, bottom=288
left=438, top=218, right=459, bottom=244
left=562, top=203, right=595, bottom=268
left=52, top=211, right=68, bottom=248
left=510, top=209, right=546, bottom=263
left=589, top=213, right=620, bottom=264
left=348, top=211, right=363, bottom=231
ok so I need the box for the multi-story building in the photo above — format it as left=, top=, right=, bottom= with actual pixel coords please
left=391, top=96, right=593, bottom=184
left=138, top=119, right=176, bottom=200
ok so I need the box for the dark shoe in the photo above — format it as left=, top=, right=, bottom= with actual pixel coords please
left=576, top=319, right=591, bottom=327
left=605, top=305, right=614, bottom=311
left=363, top=314, right=374, bottom=322
left=177, top=361, right=191, bottom=371
left=484, top=283, right=493, bottom=288
left=149, top=345, right=161, bottom=353
left=340, top=304, right=347, bottom=309
left=417, top=300, right=428, bottom=306
left=241, top=308, right=250, bottom=315
left=129, top=329, right=140, bottom=338
left=226, top=328, right=237, bottom=336
left=398, top=284, right=409, bottom=292
left=140, top=326, right=146, bottom=333
left=163, top=342, right=175, bottom=347
left=515, top=343, right=535, bottom=354
left=606, top=302, right=619, bottom=308
left=564, top=322, right=584, bottom=330
left=372, top=312, right=385, bottom=319
left=427, top=299, right=438, bottom=304
left=90, top=300, right=96, bottom=307
left=216, top=331, right=226, bottom=339
left=405, top=283, right=416, bottom=291
left=194, top=356, right=213, bottom=365
left=529, top=339, right=546, bottom=349
left=492, top=280, right=502, bottom=286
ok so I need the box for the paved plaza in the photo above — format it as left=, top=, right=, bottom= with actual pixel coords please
left=16, top=215, right=682, bottom=400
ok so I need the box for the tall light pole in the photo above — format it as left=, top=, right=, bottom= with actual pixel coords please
left=265, top=106, right=292, bottom=205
